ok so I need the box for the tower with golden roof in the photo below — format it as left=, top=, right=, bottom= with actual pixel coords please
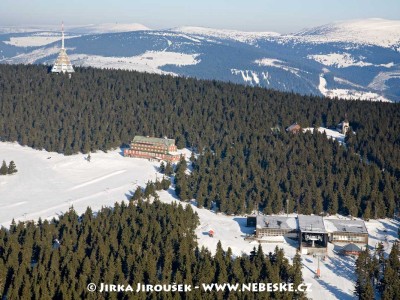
left=51, top=22, right=74, bottom=74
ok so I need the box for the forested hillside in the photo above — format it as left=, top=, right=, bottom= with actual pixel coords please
left=355, top=242, right=400, bottom=300
left=0, top=64, right=399, bottom=217
left=0, top=200, right=305, bottom=299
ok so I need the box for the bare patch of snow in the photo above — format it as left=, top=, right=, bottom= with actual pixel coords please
left=318, top=74, right=391, bottom=102
left=70, top=51, right=200, bottom=75
left=255, top=58, right=285, bottom=67
left=303, top=127, right=346, bottom=144
left=173, top=26, right=280, bottom=45
left=231, top=69, right=265, bottom=85
left=251, top=71, right=259, bottom=84
left=308, top=53, right=395, bottom=68
left=0, top=25, right=59, bottom=33
left=308, top=53, right=372, bottom=68
left=368, top=70, right=400, bottom=91
left=333, top=77, right=366, bottom=90
left=70, top=23, right=150, bottom=34
left=255, top=58, right=306, bottom=76
left=4, top=34, right=80, bottom=47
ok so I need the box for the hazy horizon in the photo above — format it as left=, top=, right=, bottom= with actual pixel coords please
left=0, top=0, right=399, bottom=34
left=0, top=17, right=400, bottom=35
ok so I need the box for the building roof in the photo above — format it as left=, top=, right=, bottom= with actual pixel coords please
left=324, top=219, right=368, bottom=234
left=342, top=243, right=362, bottom=252
left=132, top=136, right=176, bottom=147
left=256, top=215, right=298, bottom=230
left=52, top=49, right=74, bottom=73
left=298, top=215, right=327, bottom=233
left=286, top=123, right=301, bottom=132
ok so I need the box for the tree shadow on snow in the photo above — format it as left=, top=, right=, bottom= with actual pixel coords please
left=166, top=187, right=179, bottom=200
left=315, top=279, right=355, bottom=300
left=324, top=254, right=356, bottom=282
left=233, top=217, right=256, bottom=235
left=124, top=191, right=134, bottom=200
left=118, top=146, right=128, bottom=157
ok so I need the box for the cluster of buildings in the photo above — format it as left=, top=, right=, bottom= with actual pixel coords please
left=286, top=119, right=350, bottom=135
left=123, top=136, right=182, bottom=162
left=247, top=214, right=368, bottom=256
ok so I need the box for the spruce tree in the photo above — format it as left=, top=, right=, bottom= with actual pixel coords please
left=164, top=162, right=174, bottom=176
left=131, top=186, right=143, bottom=201
left=7, top=161, right=17, bottom=174
left=0, top=160, right=7, bottom=175
left=159, top=161, right=165, bottom=173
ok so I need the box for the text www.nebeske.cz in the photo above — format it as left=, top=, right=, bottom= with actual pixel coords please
left=90, top=282, right=311, bottom=293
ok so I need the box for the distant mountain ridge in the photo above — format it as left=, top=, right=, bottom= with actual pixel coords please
left=293, top=18, right=400, bottom=49
left=0, top=19, right=399, bottom=102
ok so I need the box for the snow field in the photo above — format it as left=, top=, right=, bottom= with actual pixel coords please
left=69, top=51, right=200, bottom=75
left=0, top=142, right=174, bottom=227
left=318, top=74, right=391, bottom=102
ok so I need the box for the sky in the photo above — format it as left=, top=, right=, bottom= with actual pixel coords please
left=0, top=0, right=399, bottom=33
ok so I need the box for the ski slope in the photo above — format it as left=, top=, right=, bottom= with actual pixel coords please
left=0, top=141, right=398, bottom=300
left=0, top=142, right=187, bottom=227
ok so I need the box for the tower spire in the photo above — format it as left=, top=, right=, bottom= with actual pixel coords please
left=61, top=21, right=65, bottom=49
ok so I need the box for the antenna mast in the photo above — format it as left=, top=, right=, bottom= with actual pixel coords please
left=61, top=21, right=65, bottom=49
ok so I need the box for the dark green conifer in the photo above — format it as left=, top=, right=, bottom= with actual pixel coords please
left=0, top=160, right=7, bottom=175
left=7, top=160, right=17, bottom=174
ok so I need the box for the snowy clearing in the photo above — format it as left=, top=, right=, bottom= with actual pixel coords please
left=307, top=53, right=394, bottom=68
left=255, top=58, right=304, bottom=76
left=69, top=51, right=200, bottom=75
left=303, top=127, right=346, bottom=145
left=0, top=141, right=398, bottom=300
left=4, top=35, right=80, bottom=47
left=318, top=74, right=391, bottom=102
left=173, top=26, right=280, bottom=45
left=368, top=70, right=400, bottom=91
left=231, top=69, right=263, bottom=85
left=308, top=53, right=372, bottom=68
left=69, top=23, right=150, bottom=34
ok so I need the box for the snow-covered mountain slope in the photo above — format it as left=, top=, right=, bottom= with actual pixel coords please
left=69, top=23, right=150, bottom=34
left=0, top=19, right=399, bottom=102
left=294, top=19, right=400, bottom=49
left=173, top=26, right=280, bottom=44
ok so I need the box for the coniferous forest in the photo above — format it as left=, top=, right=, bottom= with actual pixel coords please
left=0, top=200, right=305, bottom=299
left=0, top=64, right=399, bottom=217
left=355, top=242, right=400, bottom=300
